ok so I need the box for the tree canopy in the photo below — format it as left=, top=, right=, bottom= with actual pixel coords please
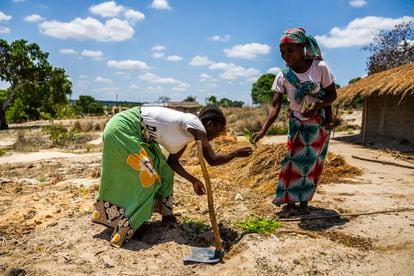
left=0, top=39, right=72, bottom=128
left=74, top=95, right=104, bottom=115
left=251, top=73, right=276, bottom=104
left=363, top=22, right=414, bottom=75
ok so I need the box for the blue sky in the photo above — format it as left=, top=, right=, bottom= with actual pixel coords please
left=0, top=0, right=413, bottom=105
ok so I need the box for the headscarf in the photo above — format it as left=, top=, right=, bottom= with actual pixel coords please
left=279, top=27, right=323, bottom=60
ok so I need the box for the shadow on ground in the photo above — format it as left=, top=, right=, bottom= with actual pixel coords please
left=93, top=220, right=243, bottom=252
left=291, top=206, right=349, bottom=231
left=333, top=133, right=414, bottom=153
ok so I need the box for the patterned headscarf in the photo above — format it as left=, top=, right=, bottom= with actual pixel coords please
left=279, top=28, right=323, bottom=60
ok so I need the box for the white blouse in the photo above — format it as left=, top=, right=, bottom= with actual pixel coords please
left=140, top=106, right=206, bottom=154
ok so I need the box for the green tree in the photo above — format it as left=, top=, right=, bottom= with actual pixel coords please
left=10, top=67, right=72, bottom=121
left=206, top=95, right=218, bottom=106
left=75, top=95, right=104, bottom=115
left=0, top=39, right=72, bottom=128
left=183, top=95, right=196, bottom=102
left=251, top=73, right=276, bottom=104
left=348, top=77, right=362, bottom=84
left=363, top=22, right=414, bottom=74
left=157, top=96, right=170, bottom=103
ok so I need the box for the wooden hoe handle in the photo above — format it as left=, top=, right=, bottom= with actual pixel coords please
left=196, top=140, right=223, bottom=251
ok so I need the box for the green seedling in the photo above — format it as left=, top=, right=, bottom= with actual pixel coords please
left=183, top=219, right=210, bottom=234
left=243, top=128, right=257, bottom=148
left=235, top=217, right=281, bottom=235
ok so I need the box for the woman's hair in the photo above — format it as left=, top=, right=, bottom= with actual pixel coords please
left=198, top=105, right=226, bottom=126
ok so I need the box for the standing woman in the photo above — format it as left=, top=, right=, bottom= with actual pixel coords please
left=92, top=105, right=252, bottom=247
left=253, top=28, right=337, bottom=218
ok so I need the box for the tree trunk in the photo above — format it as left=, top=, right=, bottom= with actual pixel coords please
left=0, top=83, right=18, bottom=130
left=0, top=108, right=8, bottom=130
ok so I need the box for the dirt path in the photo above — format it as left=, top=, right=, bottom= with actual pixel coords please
left=0, top=133, right=413, bottom=275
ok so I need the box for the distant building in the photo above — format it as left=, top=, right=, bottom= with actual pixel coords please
left=111, top=105, right=129, bottom=114
left=337, top=63, right=414, bottom=145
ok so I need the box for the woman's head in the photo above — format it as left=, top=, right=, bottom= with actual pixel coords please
left=198, top=105, right=226, bottom=140
left=280, top=43, right=305, bottom=67
left=279, top=27, right=322, bottom=64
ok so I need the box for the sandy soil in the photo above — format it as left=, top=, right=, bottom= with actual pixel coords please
left=0, top=122, right=413, bottom=275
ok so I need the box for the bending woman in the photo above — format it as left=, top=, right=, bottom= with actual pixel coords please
left=92, top=105, right=252, bottom=247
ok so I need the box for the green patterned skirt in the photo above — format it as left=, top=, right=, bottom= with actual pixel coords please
left=92, top=107, right=174, bottom=247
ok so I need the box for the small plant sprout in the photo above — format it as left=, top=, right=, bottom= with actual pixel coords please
left=243, top=128, right=257, bottom=148
left=235, top=217, right=281, bottom=235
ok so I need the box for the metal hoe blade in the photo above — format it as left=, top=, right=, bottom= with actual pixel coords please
left=183, top=247, right=225, bottom=264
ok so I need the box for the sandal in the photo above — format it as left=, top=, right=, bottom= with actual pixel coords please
left=278, top=203, right=297, bottom=218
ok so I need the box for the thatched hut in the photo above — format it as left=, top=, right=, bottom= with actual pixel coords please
left=336, top=63, right=414, bottom=144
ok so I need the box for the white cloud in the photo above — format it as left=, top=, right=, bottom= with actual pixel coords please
left=199, top=73, right=218, bottom=82
left=208, top=34, right=231, bottom=42
left=60, top=48, right=78, bottom=55
left=349, top=0, right=367, bottom=8
left=150, top=0, right=171, bottom=10
left=13, top=0, right=26, bottom=2
left=124, top=9, right=145, bottom=23
left=39, top=17, right=134, bottom=41
left=151, top=45, right=166, bottom=52
left=107, top=59, right=149, bottom=70
left=24, top=14, right=45, bottom=22
left=0, top=11, right=12, bottom=21
left=152, top=52, right=165, bottom=59
left=209, top=62, right=260, bottom=80
left=223, top=43, right=271, bottom=59
left=315, top=16, right=414, bottom=48
left=89, top=1, right=124, bottom=17
left=166, top=55, right=182, bottom=61
left=267, top=67, right=281, bottom=75
left=189, top=55, right=213, bottom=66
left=0, top=26, right=10, bottom=34
left=199, top=73, right=212, bottom=80
left=81, top=50, right=104, bottom=60
left=95, top=76, right=113, bottom=83
left=139, top=73, right=190, bottom=92
left=80, top=74, right=88, bottom=78
left=190, top=55, right=260, bottom=80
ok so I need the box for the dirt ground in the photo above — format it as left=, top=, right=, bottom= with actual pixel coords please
left=0, top=115, right=413, bottom=275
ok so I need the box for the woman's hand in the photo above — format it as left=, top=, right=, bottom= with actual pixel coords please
left=252, top=130, right=266, bottom=144
left=234, top=146, right=253, bottom=157
left=300, top=102, right=318, bottom=118
left=192, top=180, right=206, bottom=195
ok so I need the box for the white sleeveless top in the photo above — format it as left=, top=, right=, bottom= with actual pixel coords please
left=140, top=106, right=206, bottom=154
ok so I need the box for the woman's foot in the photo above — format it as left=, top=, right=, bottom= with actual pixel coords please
left=278, top=203, right=297, bottom=218
left=298, top=201, right=310, bottom=215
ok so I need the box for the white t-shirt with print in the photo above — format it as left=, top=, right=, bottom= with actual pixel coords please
left=140, top=106, right=206, bottom=154
left=271, top=60, right=335, bottom=120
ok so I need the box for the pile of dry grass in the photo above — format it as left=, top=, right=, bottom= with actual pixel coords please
left=184, top=135, right=362, bottom=195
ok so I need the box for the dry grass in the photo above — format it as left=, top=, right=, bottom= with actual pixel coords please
left=223, top=106, right=289, bottom=135
left=182, top=134, right=362, bottom=195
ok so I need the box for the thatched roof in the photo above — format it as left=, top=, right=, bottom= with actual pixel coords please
left=336, top=63, right=414, bottom=103
left=165, top=101, right=201, bottom=108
